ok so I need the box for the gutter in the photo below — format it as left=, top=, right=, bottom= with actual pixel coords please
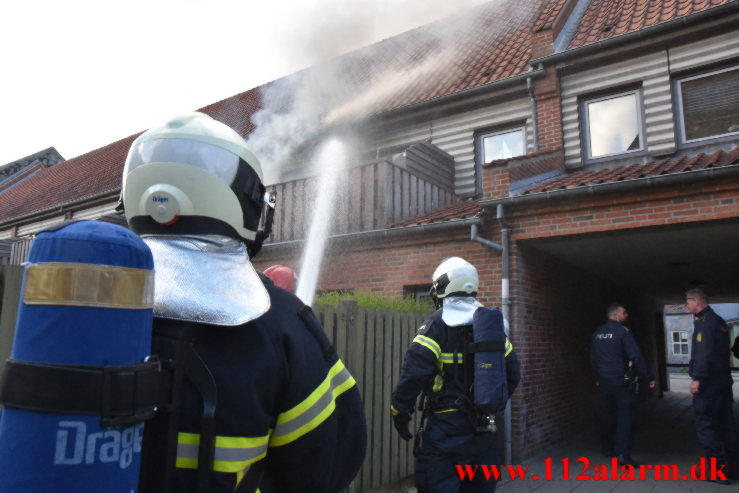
left=530, top=1, right=739, bottom=66
left=480, top=164, right=739, bottom=209
left=261, top=215, right=483, bottom=252
left=0, top=188, right=120, bottom=233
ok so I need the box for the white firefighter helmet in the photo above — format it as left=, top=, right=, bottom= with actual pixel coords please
left=430, top=257, right=479, bottom=303
left=121, top=112, right=271, bottom=251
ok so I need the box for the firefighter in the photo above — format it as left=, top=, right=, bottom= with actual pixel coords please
left=391, top=257, right=520, bottom=493
left=121, top=112, right=366, bottom=492
left=686, top=288, right=739, bottom=483
left=263, top=265, right=298, bottom=293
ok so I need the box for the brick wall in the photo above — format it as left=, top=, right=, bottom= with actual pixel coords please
left=533, top=66, right=564, bottom=154
left=509, top=243, right=601, bottom=458
left=509, top=179, right=739, bottom=240
left=254, top=224, right=506, bottom=308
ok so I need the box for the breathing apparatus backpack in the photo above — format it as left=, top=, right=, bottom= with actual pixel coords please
left=470, top=307, right=508, bottom=417
left=445, top=306, right=509, bottom=433
left=0, top=221, right=159, bottom=492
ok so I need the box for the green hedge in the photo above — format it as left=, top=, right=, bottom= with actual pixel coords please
left=315, top=290, right=434, bottom=313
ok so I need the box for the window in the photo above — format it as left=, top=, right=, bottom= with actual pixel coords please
left=671, top=331, right=689, bottom=355
left=675, top=65, right=739, bottom=144
left=403, top=284, right=433, bottom=306
left=478, top=126, right=526, bottom=163
left=582, top=89, right=644, bottom=159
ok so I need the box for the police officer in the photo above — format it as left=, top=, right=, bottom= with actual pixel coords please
left=391, top=257, right=520, bottom=493
left=121, top=112, right=366, bottom=492
left=686, top=288, right=739, bottom=483
left=590, top=303, right=654, bottom=466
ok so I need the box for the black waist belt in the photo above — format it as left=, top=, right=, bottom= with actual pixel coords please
left=0, top=358, right=166, bottom=427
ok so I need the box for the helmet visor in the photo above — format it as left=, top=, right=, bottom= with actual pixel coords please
left=125, top=138, right=240, bottom=186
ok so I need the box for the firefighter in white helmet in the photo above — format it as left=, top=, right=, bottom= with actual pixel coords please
left=122, top=112, right=366, bottom=492
left=391, top=257, right=520, bottom=493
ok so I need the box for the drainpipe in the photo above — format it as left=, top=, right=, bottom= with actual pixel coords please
left=526, top=75, right=539, bottom=153
left=496, top=204, right=513, bottom=464
left=470, top=203, right=513, bottom=463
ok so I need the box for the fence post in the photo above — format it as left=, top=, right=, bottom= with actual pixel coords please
left=0, top=265, right=24, bottom=408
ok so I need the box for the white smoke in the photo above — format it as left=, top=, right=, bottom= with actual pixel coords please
left=245, top=0, right=538, bottom=184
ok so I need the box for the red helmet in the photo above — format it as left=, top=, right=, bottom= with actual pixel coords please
left=263, top=265, right=297, bottom=292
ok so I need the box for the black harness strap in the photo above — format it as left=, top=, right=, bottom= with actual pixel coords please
left=464, top=340, right=506, bottom=353
left=0, top=358, right=161, bottom=427
left=138, top=322, right=218, bottom=493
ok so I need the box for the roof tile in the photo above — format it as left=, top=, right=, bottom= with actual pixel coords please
left=388, top=200, right=482, bottom=228
left=568, top=0, right=733, bottom=49
left=521, top=146, right=739, bottom=194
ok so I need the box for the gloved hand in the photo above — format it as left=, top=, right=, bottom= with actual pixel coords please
left=392, top=412, right=413, bottom=441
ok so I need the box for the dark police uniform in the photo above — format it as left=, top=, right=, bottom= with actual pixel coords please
left=590, top=319, right=652, bottom=458
left=162, top=284, right=367, bottom=492
left=689, top=306, right=739, bottom=476
left=391, top=309, right=520, bottom=493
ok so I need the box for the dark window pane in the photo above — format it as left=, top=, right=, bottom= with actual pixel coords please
left=681, top=67, right=739, bottom=141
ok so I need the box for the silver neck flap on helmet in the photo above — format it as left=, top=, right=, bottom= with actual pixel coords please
left=441, top=296, right=483, bottom=327
left=143, top=235, right=270, bottom=326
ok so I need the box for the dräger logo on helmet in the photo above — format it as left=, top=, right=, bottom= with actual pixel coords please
left=54, top=421, right=144, bottom=469
left=152, top=196, right=169, bottom=203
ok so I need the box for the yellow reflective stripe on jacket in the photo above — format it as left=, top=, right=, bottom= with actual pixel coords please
left=433, top=408, right=460, bottom=414
left=176, top=432, right=270, bottom=473
left=438, top=339, right=513, bottom=363
left=390, top=405, right=400, bottom=416
left=270, top=359, right=355, bottom=447
left=439, top=352, right=463, bottom=364
left=412, top=334, right=441, bottom=359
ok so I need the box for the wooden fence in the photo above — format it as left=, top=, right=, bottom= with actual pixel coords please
left=0, top=265, right=426, bottom=491
left=313, top=301, right=426, bottom=492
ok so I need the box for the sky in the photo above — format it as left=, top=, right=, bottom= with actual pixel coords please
left=0, top=0, right=489, bottom=167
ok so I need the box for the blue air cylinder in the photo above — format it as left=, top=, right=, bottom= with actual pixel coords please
left=472, top=307, right=508, bottom=415
left=0, top=221, right=154, bottom=493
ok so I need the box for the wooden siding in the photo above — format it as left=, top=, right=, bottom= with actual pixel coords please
left=562, top=32, right=739, bottom=169
left=266, top=158, right=456, bottom=243
left=369, top=93, right=533, bottom=197
left=561, top=51, right=672, bottom=168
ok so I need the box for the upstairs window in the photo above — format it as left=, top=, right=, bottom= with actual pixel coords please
left=478, top=126, right=526, bottom=163
left=675, top=65, right=739, bottom=144
left=582, top=89, right=644, bottom=160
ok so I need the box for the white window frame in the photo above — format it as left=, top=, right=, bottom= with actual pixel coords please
left=670, top=330, right=689, bottom=356
left=674, top=64, right=739, bottom=145
left=478, top=125, right=526, bottom=164
left=581, top=88, right=645, bottom=161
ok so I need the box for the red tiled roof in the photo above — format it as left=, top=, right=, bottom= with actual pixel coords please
left=521, top=147, right=739, bottom=194
left=568, top=0, right=734, bottom=49
left=534, top=0, right=571, bottom=32
left=0, top=135, right=137, bottom=225
left=388, top=200, right=482, bottom=228
left=0, top=0, right=552, bottom=226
